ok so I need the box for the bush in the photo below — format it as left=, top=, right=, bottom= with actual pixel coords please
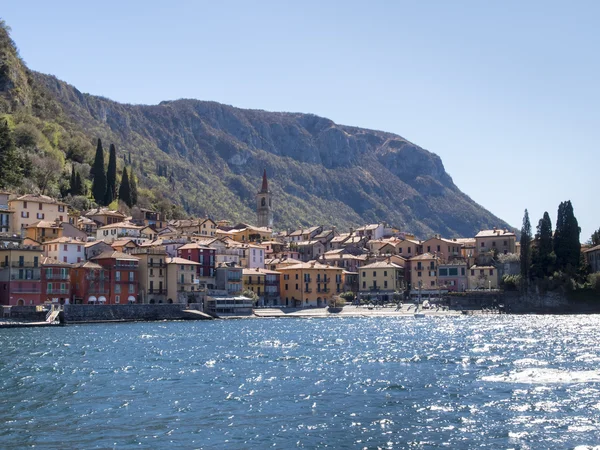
left=339, top=291, right=355, bottom=301
left=328, top=296, right=345, bottom=308
left=501, top=274, right=522, bottom=291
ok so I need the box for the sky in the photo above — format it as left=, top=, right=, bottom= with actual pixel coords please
left=2, top=1, right=598, bottom=240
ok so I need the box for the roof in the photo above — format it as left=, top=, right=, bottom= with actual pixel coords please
left=110, top=239, right=139, bottom=247
left=166, top=257, right=201, bottom=265
left=423, top=236, right=462, bottom=245
left=470, top=265, right=496, bottom=270
left=409, top=252, right=439, bottom=261
left=277, top=261, right=343, bottom=271
left=265, top=257, right=303, bottom=265
left=98, top=221, right=143, bottom=230
left=26, top=220, right=63, bottom=229
left=584, top=244, right=600, bottom=253
left=178, top=242, right=211, bottom=250
left=296, top=240, right=322, bottom=246
left=90, top=251, right=140, bottom=261
left=358, top=261, right=403, bottom=269
left=84, top=240, right=109, bottom=248
left=475, top=229, right=516, bottom=238
left=314, top=230, right=334, bottom=239
left=85, top=208, right=126, bottom=218
left=355, top=224, right=381, bottom=231
left=72, top=261, right=104, bottom=269
left=43, top=237, right=85, bottom=245
left=11, top=194, right=67, bottom=206
left=41, top=256, right=72, bottom=267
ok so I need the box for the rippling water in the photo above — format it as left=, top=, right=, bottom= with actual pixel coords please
left=2, top=316, right=600, bottom=448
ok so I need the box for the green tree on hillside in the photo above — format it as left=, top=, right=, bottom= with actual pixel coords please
left=590, top=228, right=600, bottom=247
left=129, top=168, right=138, bottom=206
left=531, top=211, right=554, bottom=277
left=118, top=166, right=132, bottom=207
left=520, top=209, right=532, bottom=280
left=69, top=165, right=76, bottom=195
left=554, top=200, right=581, bottom=273
left=74, top=171, right=84, bottom=196
left=91, top=138, right=107, bottom=204
left=0, top=119, right=23, bottom=188
left=105, top=143, right=117, bottom=205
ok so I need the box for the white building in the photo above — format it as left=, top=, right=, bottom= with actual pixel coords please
left=43, top=237, right=86, bottom=264
left=96, top=221, right=143, bottom=243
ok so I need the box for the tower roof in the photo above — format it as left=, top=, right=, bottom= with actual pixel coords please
left=260, top=169, right=269, bottom=193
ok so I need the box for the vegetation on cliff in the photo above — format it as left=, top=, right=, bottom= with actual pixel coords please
left=0, top=19, right=511, bottom=236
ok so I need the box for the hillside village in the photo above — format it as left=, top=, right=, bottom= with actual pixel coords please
left=1, top=170, right=596, bottom=316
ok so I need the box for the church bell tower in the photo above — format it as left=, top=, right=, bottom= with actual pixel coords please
left=256, top=169, right=273, bottom=229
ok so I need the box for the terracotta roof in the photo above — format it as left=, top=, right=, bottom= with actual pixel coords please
left=584, top=245, right=600, bottom=253
left=475, top=229, right=516, bottom=238
left=166, top=257, right=201, bottom=265
left=358, top=261, right=403, bottom=269
left=90, top=251, right=140, bottom=261
left=98, top=221, right=143, bottom=230
left=409, top=252, right=438, bottom=261
left=41, top=256, right=72, bottom=267
left=26, top=220, right=63, bottom=229
left=85, top=208, right=126, bottom=218
left=43, top=237, right=85, bottom=245
left=265, top=257, right=303, bottom=265
left=277, top=261, right=343, bottom=271
left=11, top=194, right=67, bottom=205
left=73, top=261, right=104, bottom=269
left=110, top=239, right=139, bottom=247
left=178, top=242, right=211, bottom=250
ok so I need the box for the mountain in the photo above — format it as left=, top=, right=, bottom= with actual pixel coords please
left=0, top=20, right=511, bottom=237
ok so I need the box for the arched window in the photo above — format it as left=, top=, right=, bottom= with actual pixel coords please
left=261, top=197, right=266, bottom=207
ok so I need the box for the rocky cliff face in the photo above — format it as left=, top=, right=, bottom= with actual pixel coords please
left=30, top=72, right=512, bottom=237
left=0, top=20, right=511, bottom=237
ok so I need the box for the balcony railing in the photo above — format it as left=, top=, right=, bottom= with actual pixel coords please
left=47, top=289, right=70, bottom=294
left=148, top=262, right=167, bottom=267
left=11, top=288, right=42, bottom=294
left=304, top=288, right=312, bottom=293
left=85, top=274, right=108, bottom=281
left=45, top=273, right=70, bottom=280
left=227, top=276, right=242, bottom=282
left=303, top=277, right=312, bottom=283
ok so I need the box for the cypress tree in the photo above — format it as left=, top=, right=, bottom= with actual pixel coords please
left=118, top=166, right=133, bottom=207
left=69, top=165, right=76, bottom=195
left=128, top=152, right=132, bottom=164
left=520, top=209, right=532, bottom=279
left=0, top=119, right=22, bottom=188
left=532, top=212, right=553, bottom=277
left=74, top=172, right=84, bottom=196
left=554, top=201, right=580, bottom=273
left=129, top=168, right=138, bottom=206
left=592, top=228, right=600, bottom=246
left=91, top=139, right=107, bottom=204
left=105, top=144, right=117, bottom=205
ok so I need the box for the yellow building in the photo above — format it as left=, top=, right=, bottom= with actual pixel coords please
left=409, top=253, right=440, bottom=293
left=468, top=265, right=499, bottom=290
left=242, top=268, right=266, bottom=297
left=397, top=239, right=422, bottom=258
left=216, top=223, right=272, bottom=243
left=166, top=257, right=202, bottom=304
left=358, top=260, right=405, bottom=302
left=278, top=261, right=344, bottom=308
left=25, top=220, right=63, bottom=243
left=10, top=194, right=68, bottom=233
left=475, top=229, right=517, bottom=256
left=421, top=236, right=463, bottom=262
left=133, top=248, right=168, bottom=304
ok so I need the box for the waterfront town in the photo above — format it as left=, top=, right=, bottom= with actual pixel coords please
left=0, top=170, right=597, bottom=317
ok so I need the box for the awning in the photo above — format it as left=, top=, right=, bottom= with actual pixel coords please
left=88, top=296, right=97, bottom=303
left=98, top=296, right=107, bottom=303
left=127, top=296, right=136, bottom=302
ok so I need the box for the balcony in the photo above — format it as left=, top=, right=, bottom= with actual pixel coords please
left=85, top=274, right=108, bottom=281
left=303, top=277, right=312, bottom=283
left=148, top=289, right=166, bottom=295
left=47, top=289, right=70, bottom=295
left=11, top=287, right=42, bottom=294
left=148, top=262, right=166, bottom=268
left=45, top=273, right=70, bottom=280
left=3, top=261, right=39, bottom=268
left=227, top=276, right=242, bottom=282
left=304, top=288, right=312, bottom=293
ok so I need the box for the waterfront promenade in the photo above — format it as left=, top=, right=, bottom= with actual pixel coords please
left=253, top=304, right=463, bottom=318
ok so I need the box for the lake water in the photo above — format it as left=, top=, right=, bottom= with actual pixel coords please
left=2, top=316, right=600, bottom=449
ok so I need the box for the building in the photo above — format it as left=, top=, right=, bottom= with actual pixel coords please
left=133, top=248, right=168, bottom=304
left=437, top=262, right=468, bottom=292
left=84, top=241, right=112, bottom=261
left=177, top=242, right=216, bottom=286
left=41, top=257, right=72, bottom=304
left=9, top=194, right=68, bottom=235
left=84, top=208, right=127, bottom=226
left=96, top=221, right=143, bottom=243
left=71, top=261, right=110, bottom=304
left=25, top=220, right=64, bottom=243
left=421, top=236, right=464, bottom=263
left=242, top=268, right=265, bottom=299
left=585, top=245, right=600, bottom=273
left=408, top=253, right=440, bottom=296
left=166, top=257, right=202, bottom=304
left=295, top=240, right=326, bottom=262
left=256, top=169, right=273, bottom=229
left=475, top=228, right=517, bottom=256
left=43, top=237, right=86, bottom=264
left=278, top=261, right=344, bottom=308
left=90, top=251, right=140, bottom=304
left=468, top=265, right=499, bottom=290
left=354, top=223, right=386, bottom=241
left=358, top=260, right=405, bottom=302
left=215, top=263, right=243, bottom=296
left=0, top=191, right=13, bottom=233
left=0, top=244, right=43, bottom=305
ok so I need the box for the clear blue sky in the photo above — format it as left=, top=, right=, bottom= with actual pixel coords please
left=2, top=1, right=598, bottom=240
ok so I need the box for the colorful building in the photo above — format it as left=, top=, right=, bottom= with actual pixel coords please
left=358, top=260, right=405, bottom=301
left=43, top=237, right=86, bottom=264
left=71, top=261, right=110, bottom=304
left=9, top=194, right=68, bottom=235
left=41, top=257, right=72, bottom=304
left=278, top=261, right=344, bottom=308
left=0, top=246, right=43, bottom=305
left=90, top=251, right=140, bottom=304
left=166, top=257, right=202, bottom=304
left=475, top=229, right=517, bottom=256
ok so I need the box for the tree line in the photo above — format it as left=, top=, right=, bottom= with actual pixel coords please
left=91, top=138, right=138, bottom=207
left=519, top=200, right=588, bottom=284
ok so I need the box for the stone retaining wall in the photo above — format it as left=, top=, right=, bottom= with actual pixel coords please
left=63, top=304, right=212, bottom=323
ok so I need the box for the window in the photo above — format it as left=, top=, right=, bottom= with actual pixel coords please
left=461, top=268, right=465, bottom=276
left=408, top=248, right=411, bottom=254
left=38, top=203, right=43, bottom=210
left=492, top=241, right=496, bottom=247
left=47, top=282, right=52, bottom=292
left=480, top=270, right=484, bottom=275
left=427, top=246, right=431, bottom=252
left=285, top=284, right=288, bottom=290
left=37, top=213, right=44, bottom=219
left=115, top=284, right=121, bottom=293
left=373, top=271, right=376, bottom=277
left=439, top=268, right=448, bottom=276
left=295, top=284, right=298, bottom=290
left=115, top=271, right=121, bottom=281
left=384, top=271, right=387, bottom=277
left=490, top=270, right=494, bottom=276
left=431, top=281, right=435, bottom=286
left=471, top=270, right=475, bottom=276
left=437, top=245, right=440, bottom=252
left=399, top=248, right=402, bottom=253
left=63, top=256, right=67, bottom=263
left=362, top=271, right=366, bottom=277
left=449, top=268, right=458, bottom=276
left=384, top=281, right=388, bottom=288
left=417, top=271, right=422, bottom=277
left=21, top=211, right=29, bottom=218
left=362, top=281, right=366, bottom=288
left=129, top=284, right=135, bottom=293
left=23, top=201, right=27, bottom=208
left=129, top=272, right=134, bottom=281
left=116, top=295, right=120, bottom=303
left=429, top=271, right=435, bottom=277
left=503, top=240, right=507, bottom=246
left=77, top=245, right=81, bottom=252
left=481, top=242, right=485, bottom=247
